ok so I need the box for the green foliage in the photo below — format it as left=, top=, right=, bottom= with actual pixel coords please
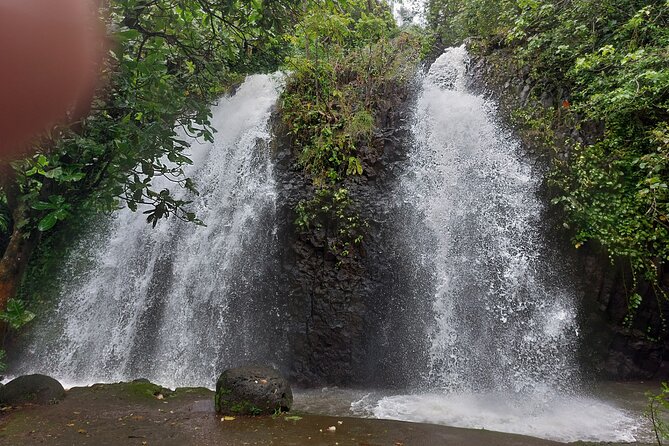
left=4, top=0, right=299, bottom=239
left=281, top=1, right=421, bottom=259
left=0, top=191, right=10, bottom=254
left=426, top=0, right=517, bottom=45
left=546, top=2, right=669, bottom=287
left=282, top=1, right=405, bottom=184
left=295, top=188, right=368, bottom=258
left=16, top=211, right=96, bottom=316
left=647, top=382, right=669, bottom=445
left=0, top=193, right=9, bottom=234
left=0, top=298, right=35, bottom=330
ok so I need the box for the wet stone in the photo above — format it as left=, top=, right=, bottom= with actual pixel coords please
left=215, top=366, right=292, bottom=416
left=0, top=374, right=65, bottom=405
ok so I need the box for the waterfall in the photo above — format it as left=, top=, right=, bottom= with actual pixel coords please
left=7, top=40, right=649, bottom=443
left=411, top=46, right=578, bottom=393
left=367, top=46, right=643, bottom=442
left=13, top=74, right=285, bottom=389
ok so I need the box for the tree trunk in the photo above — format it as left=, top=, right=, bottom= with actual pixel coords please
left=0, top=215, right=36, bottom=314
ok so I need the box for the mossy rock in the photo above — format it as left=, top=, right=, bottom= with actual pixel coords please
left=215, top=366, right=292, bottom=416
left=0, top=374, right=65, bottom=405
left=88, top=380, right=174, bottom=401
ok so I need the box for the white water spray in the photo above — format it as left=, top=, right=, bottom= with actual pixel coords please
left=14, top=74, right=284, bottom=389
left=414, top=46, right=578, bottom=393
left=368, top=45, right=645, bottom=443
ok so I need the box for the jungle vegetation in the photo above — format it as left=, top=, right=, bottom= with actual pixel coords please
left=281, top=0, right=423, bottom=260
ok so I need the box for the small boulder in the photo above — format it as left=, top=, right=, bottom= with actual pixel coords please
left=0, top=374, right=65, bottom=405
left=215, top=366, right=292, bottom=416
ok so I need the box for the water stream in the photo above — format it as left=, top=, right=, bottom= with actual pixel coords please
left=13, top=74, right=285, bottom=389
left=357, top=45, right=646, bottom=443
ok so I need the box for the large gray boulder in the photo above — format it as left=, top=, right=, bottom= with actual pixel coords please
left=0, top=374, right=65, bottom=405
left=215, top=366, right=292, bottom=416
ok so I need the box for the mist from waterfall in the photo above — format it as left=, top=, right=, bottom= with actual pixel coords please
left=13, top=74, right=285, bottom=389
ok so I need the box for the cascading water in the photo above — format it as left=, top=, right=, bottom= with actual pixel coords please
left=413, top=46, right=578, bottom=393
left=6, top=30, right=653, bottom=443
left=363, top=46, right=645, bottom=442
left=13, top=74, right=285, bottom=389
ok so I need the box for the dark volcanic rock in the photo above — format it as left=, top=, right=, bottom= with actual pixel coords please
left=0, top=374, right=65, bottom=405
left=215, top=366, right=292, bottom=415
left=271, top=76, right=431, bottom=387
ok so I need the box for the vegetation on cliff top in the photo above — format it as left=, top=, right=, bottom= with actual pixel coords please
left=427, top=0, right=669, bottom=306
left=280, top=0, right=423, bottom=260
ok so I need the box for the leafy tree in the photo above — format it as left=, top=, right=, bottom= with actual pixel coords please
left=426, top=0, right=516, bottom=45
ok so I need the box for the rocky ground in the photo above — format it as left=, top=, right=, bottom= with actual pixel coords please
left=0, top=381, right=655, bottom=446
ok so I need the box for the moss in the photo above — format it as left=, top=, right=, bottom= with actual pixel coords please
left=214, top=394, right=263, bottom=415
left=0, top=412, right=59, bottom=437
left=216, top=391, right=265, bottom=416
left=229, top=400, right=263, bottom=416
left=88, top=381, right=175, bottom=402
left=214, top=385, right=232, bottom=412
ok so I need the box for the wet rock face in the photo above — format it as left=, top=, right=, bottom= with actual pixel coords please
left=579, top=251, right=669, bottom=380
left=272, top=84, right=431, bottom=388
left=0, top=374, right=65, bottom=405
left=215, top=366, right=293, bottom=416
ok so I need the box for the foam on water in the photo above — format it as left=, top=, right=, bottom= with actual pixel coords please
left=294, top=387, right=648, bottom=442
left=370, top=393, right=644, bottom=443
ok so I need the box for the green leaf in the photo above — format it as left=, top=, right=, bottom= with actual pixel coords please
left=53, top=208, right=70, bottom=221
left=43, top=167, right=63, bottom=179
left=37, top=212, right=59, bottom=232
left=0, top=299, right=36, bottom=330
left=31, top=201, right=57, bottom=211
left=284, top=416, right=303, bottom=421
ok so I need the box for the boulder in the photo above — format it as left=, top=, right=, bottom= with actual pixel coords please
left=0, top=374, right=65, bottom=405
left=215, top=366, right=292, bottom=416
